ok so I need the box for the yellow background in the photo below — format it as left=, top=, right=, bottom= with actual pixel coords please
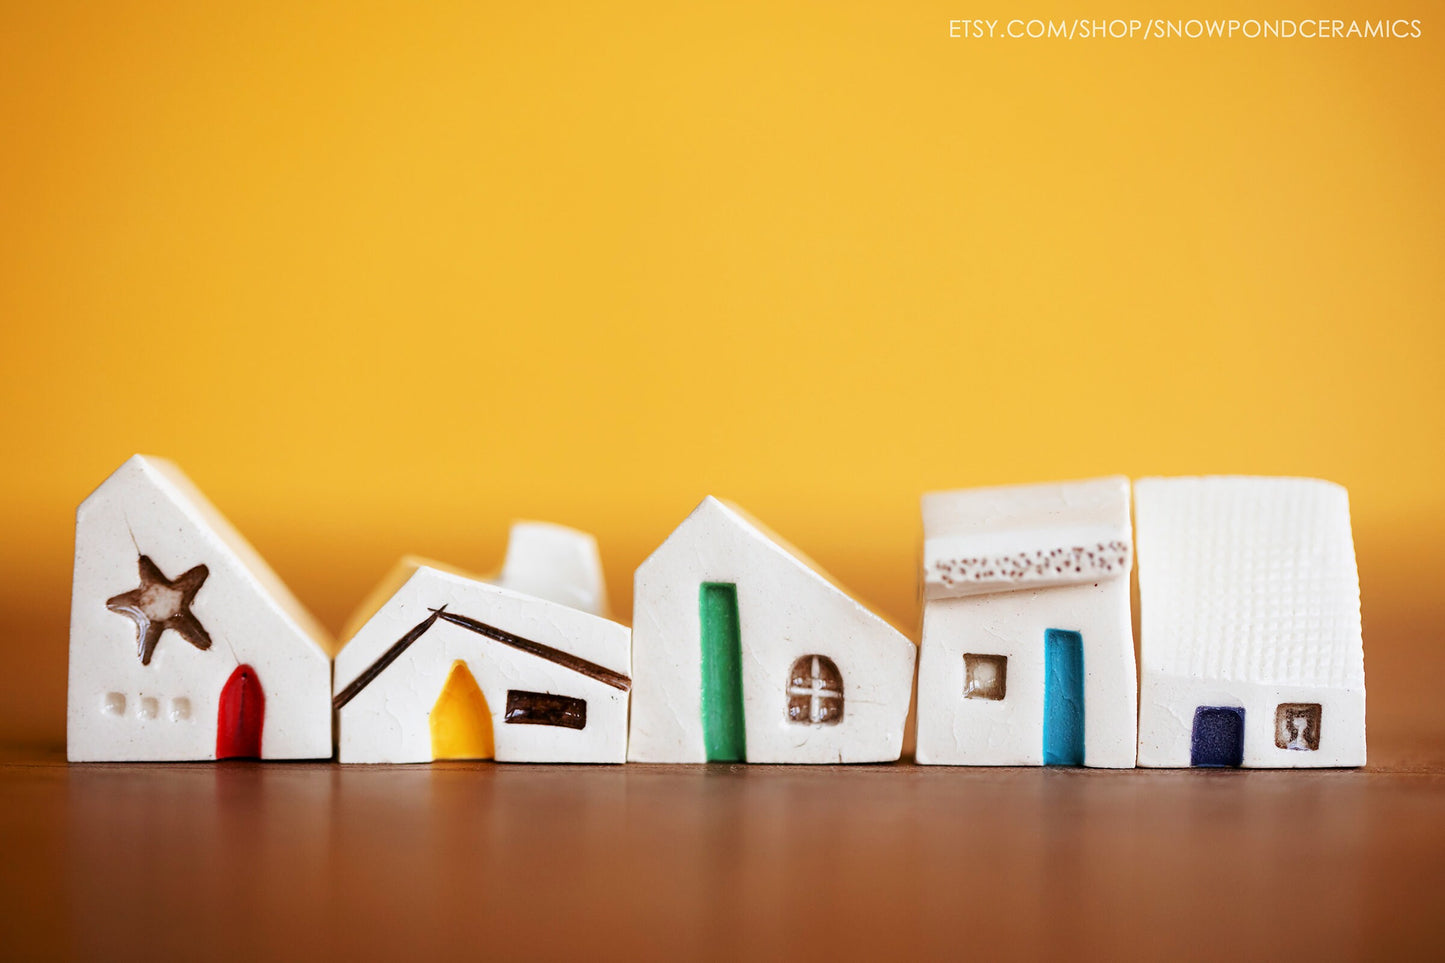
left=2, top=2, right=1441, bottom=747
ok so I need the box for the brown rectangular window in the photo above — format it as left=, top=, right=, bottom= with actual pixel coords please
left=504, top=690, right=587, bottom=730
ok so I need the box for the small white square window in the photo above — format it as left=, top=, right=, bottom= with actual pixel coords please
left=103, top=692, right=126, bottom=716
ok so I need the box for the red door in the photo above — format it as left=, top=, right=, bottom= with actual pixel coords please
left=217, top=665, right=264, bottom=759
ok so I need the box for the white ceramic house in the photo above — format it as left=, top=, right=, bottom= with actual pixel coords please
left=68, top=455, right=333, bottom=762
left=628, top=497, right=916, bottom=764
left=1135, top=476, right=1366, bottom=768
left=334, top=523, right=630, bottom=764
left=914, top=477, right=1137, bottom=767
left=489, top=520, right=611, bottom=617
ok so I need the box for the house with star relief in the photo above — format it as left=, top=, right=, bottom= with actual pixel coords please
left=67, top=455, right=333, bottom=761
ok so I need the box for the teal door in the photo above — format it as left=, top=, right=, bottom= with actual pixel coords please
left=1043, top=629, right=1084, bottom=765
left=699, top=582, right=746, bottom=761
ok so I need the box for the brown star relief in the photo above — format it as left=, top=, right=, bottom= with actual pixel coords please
left=106, top=555, right=213, bottom=666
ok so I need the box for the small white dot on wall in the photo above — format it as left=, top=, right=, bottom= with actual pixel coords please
left=103, top=692, right=126, bottom=715
left=170, top=697, right=191, bottom=722
left=139, top=696, right=159, bottom=720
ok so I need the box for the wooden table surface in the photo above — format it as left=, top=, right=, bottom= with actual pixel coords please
left=2, top=734, right=1442, bottom=962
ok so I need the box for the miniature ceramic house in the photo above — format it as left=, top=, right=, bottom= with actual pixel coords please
left=914, top=477, right=1137, bottom=767
left=488, top=520, right=611, bottom=617
left=68, top=455, right=333, bottom=761
left=628, top=497, right=916, bottom=764
left=333, top=523, right=630, bottom=763
left=1135, top=477, right=1365, bottom=768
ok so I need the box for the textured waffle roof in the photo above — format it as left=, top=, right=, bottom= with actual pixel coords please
left=1135, top=476, right=1363, bottom=689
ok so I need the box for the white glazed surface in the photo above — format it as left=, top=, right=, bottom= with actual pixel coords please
left=922, top=476, right=1133, bottom=600
left=1137, top=675, right=1365, bottom=767
left=496, top=521, right=610, bottom=617
left=915, top=580, right=1137, bottom=767
left=1134, top=476, right=1366, bottom=768
left=915, top=477, right=1137, bottom=768
left=628, top=497, right=916, bottom=764
left=67, top=455, right=332, bottom=761
left=334, top=567, right=630, bottom=764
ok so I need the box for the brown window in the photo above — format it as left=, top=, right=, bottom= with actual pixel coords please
left=504, top=690, right=587, bottom=730
left=963, top=654, right=1007, bottom=700
left=1275, top=703, right=1321, bottom=751
left=787, top=655, right=843, bottom=725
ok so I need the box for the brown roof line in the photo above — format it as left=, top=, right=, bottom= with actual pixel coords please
left=332, top=608, right=443, bottom=710
left=333, top=605, right=630, bottom=711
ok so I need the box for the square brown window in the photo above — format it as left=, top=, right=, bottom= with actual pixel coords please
left=963, top=654, right=1007, bottom=701
left=1275, top=703, right=1322, bottom=751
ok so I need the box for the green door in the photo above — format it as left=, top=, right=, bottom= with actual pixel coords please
left=699, top=582, right=746, bottom=761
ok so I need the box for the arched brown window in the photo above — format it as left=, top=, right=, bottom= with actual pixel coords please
left=787, top=655, right=843, bottom=725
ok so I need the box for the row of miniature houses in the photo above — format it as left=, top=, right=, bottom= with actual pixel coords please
left=68, top=456, right=1366, bottom=768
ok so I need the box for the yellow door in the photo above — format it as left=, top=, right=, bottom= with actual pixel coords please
left=429, top=660, right=494, bottom=760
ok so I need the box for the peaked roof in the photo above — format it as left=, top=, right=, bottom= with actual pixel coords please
left=646, top=496, right=910, bottom=640
left=337, top=554, right=476, bottom=646
left=922, top=476, right=1132, bottom=599
left=83, top=454, right=332, bottom=658
left=336, top=522, right=608, bottom=647
left=1135, top=476, right=1363, bottom=689
left=333, top=566, right=630, bottom=711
